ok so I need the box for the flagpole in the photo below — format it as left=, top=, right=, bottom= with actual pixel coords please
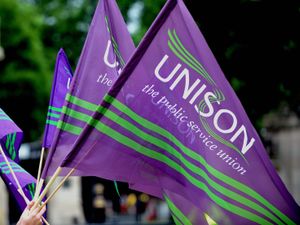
left=0, top=145, right=27, bottom=200
left=17, top=189, right=50, bottom=225
left=39, top=168, right=75, bottom=210
left=36, top=141, right=97, bottom=209
left=36, top=147, right=45, bottom=187
left=0, top=146, right=51, bottom=224
left=32, top=166, right=62, bottom=210
left=33, top=178, right=44, bottom=202
left=34, top=147, right=45, bottom=201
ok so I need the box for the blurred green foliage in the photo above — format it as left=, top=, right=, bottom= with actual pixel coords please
left=0, top=0, right=299, bottom=142
left=0, top=0, right=50, bottom=141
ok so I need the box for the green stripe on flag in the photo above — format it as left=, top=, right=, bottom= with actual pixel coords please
left=62, top=106, right=90, bottom=122
left=0, top=162, right=26, bottom=174
left=169, top=29, right=215, bottom=85
left=10, top=133, right=16, bottom=160
left=56, top=114, right=82, bottom=135
left=89, top=118, right=273, bottom=224
left=99, top=109, right=282, bottom=223
left=164, top=195, right=192, bottom=225
left=66, top=93, right=98, bottom=111
left=0, top=163, right=22, bottom=170
left=5, top=134, right=11, bottom=153
left=0, top=164, right=22, bottom=170
left=105, top=16, right=126, bottom=66
left=62, top=104, right=274, bottom=224
left=27, top=183, right=35, bottom=199
left=0, top=116, right=11, bottom=121
left=0, top=162, right=11, bottom=167
left=48, top=106, right=62, bottom=113
left=1, top=169, right=26, bottom=174
left=56, top=103, right=83, bottom=135
left=103, top=95, right=295, bottom=225
left=46, top=119, right=58, bottom=126
left=168, top=31, right=211, bottom=83
left=65, top=94, right=296, bottom=225
left=47, top=112, right=61, bottom=119
left=113, top=181, right=121, bottom=198
left=57, top=120, right=82, bottom=136
left=1, top=165, right=23, bottom=171
left=197, top=101, right=247, bottom=161
left=172, top=215, right=183, bottom=225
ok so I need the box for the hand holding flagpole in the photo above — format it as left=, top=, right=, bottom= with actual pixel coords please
left=0, top=145, right=50, bottom=224
left=17, top=189, right=50, bottom=225
left=34, top=140, right=97, bottom=209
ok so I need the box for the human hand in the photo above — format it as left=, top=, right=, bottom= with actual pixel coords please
left=17, top=201, right=46, bottom=225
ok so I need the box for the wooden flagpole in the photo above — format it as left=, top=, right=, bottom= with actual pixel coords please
left=17, top=189, right=50, bottom=225
left=34, top=146, right=46, bottom=202
left=0, top=145, right=27, bottom=200
left=33, top=178, right=44, bottom=202
left=39, top=168, right=75, bottom=210
left=36, top=141, right=98, bottom=209
left=32, top=166, right=62, bottom=210
left=0, top=146, right=50, bottom=224
left=35, top=147, right=45, bottom=189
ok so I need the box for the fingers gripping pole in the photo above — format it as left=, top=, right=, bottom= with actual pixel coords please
left=17, top=189, right=50, bottom=225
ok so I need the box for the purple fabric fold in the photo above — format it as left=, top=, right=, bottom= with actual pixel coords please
left=42, top=48, right=73, bottom=148
left=41, top=0, right=135, bottom=178
left=59, top=0, right=300, bottom=224
left=0, top=154, right=36, bottom=212
left=0, top=108, right=23, bottom=162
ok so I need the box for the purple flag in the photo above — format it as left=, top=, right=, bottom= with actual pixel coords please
left=0, top=108, right=23, bottom=162
left=0, top=154, right=36, bottom=211
left=41, top=0, right=135, bottom=178
left=61, top=0, right=300, bottom=224
left=163, top=189, right=215, bottom=225
left=42, top=48, right=73, bottom=148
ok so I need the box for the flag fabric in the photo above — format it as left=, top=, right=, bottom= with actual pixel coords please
left=41, top=0, right=135, bottom=178
left=0, top=108, right=23, bottom=162
left=163, top=189, right=216, bottom=225
left=60, top=0, right=300, bottom=224
left=42, top=48, right=73, bottom=148
left=130, top=176, right=221, bottom=224
left=0, top=108, right=34, bottom=211
left=0, top=154, right=36, bottom=211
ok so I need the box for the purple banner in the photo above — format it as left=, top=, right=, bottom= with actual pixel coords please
left=163, top=189, right=215, bottom=225
left=0, top=154, right=36, bottom=212
left=0, top=108, right=23, bottom=162
left=61, top=0, right=300, bottom=224
left=42, top=0, right=135, bottom=178
left=42, top=48, right=73, bottom=148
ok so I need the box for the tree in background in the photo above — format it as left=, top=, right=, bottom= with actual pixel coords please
left=31, top=0, right=97, bottom=67
left=0, top=0, right=51, bottom=141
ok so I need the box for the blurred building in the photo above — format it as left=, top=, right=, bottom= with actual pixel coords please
left=263, top=109, right=300, bottom=205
